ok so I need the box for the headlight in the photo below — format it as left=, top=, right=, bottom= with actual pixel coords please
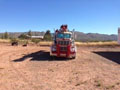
left=52, top=46, right=56, bottom=51
left=70, top=47, right=75, bottom=52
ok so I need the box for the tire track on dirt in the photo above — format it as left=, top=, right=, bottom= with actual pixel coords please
left=9, top=55, right=35, bottom=89
left=9, top=48, right=39, bottom=89
left=0, top=47, right=38, bottom=89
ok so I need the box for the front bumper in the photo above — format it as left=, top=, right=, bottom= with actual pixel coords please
left=50, top=52, right=76, bottom=58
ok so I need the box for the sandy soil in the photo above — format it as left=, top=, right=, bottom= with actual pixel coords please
left=0, top=43, right=120, bottom=90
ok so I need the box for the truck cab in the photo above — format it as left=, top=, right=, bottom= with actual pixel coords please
left=50, top=25, right=77, bottom=58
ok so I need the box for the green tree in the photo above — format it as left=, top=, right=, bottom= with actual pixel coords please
left=4, top=32, right=9, bottom=39
left=18, top=34, right=28, bottom=39
left=28, top=30, right=32, bottom=36
left=44, top=30, right=52, bottom=41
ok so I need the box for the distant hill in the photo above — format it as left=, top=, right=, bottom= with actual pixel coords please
left=74, top=31, right=117, bottom=42
left=0, top=32, right=45, bottom=38
left=0, top=31, right=117, bottom=41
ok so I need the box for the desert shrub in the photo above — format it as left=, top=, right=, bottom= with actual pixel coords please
left=31, top=39, right=40, bottom=44
left=19, top=40, right=29, bottom=45
left=23, top=40, right=28, bottom=44
left=10, top=38, right=19, bottom=43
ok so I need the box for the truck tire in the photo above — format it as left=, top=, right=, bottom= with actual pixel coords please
left=72, top=56, right=76, bottom=59
left=72, top=54, right=76, bottom=59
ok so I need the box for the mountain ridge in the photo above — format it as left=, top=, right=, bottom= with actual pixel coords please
left=0, top=31, right=117, bottom=41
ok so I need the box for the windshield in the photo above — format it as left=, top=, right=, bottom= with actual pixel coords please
left=57, top=33, right=71, bottom=38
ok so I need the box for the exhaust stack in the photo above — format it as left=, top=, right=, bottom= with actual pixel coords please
left=118, top=28, right=120, bottom=44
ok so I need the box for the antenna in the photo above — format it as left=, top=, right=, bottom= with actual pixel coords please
left=72, top=29, right=75, bottom=40
left=118, top=28, right=120, bottom=44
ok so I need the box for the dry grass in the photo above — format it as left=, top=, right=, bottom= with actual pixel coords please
left=0, top=39, right=10, bottom=43
left=75, top=41, right=119, bottom=47
left=39, top=41, right=52, bottom=46
left=38, top=41, right=119, bottom=47
left=0, top=39, right=119, bottom=47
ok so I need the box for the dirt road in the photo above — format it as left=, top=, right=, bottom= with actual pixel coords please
left=0, top=44, right=120, bottom=90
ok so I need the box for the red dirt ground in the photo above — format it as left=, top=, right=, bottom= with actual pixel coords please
left=0, top=43, right=120, bottom=90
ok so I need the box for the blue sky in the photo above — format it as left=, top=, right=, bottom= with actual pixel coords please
left=0, top=0, right=120, bottom=34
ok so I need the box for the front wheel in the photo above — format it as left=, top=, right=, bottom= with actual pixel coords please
left=72, top=54, right=76, bottom=59
left=72, top=56, right=76, bottom=59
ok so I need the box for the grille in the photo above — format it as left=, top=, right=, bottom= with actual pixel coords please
left=58, top=41, right=69, bottom=45
left=60, top=47, right=67, bottom=51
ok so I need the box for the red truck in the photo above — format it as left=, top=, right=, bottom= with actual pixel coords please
left=50, top=25, right=77, bottom=59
